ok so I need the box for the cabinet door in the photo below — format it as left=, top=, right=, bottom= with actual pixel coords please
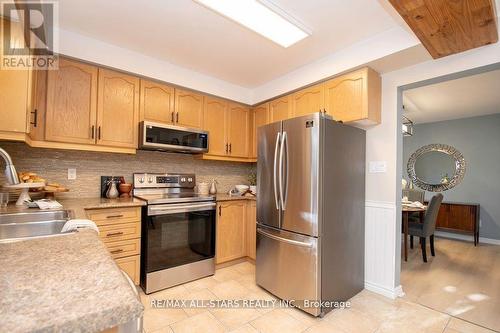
left=115, top=255, right=140, bottom=285
left=269, top=96, right=291, bottom=122
left=227, top=103, right=250, bottom=158
left=97, top=69, right=140, bottom=148
left=246, top=201, right=257, bottom=260
left=324, top=67, right=380, bottom=124
left=0, top=18, right=30, bottom=133
left=140, top=79, right=175, bottom=124
left=216, top=201, right=246, bottom=264
left=292, top=84, right=324, bottom=117
left=251, top=103, right=269, bottom=159
left=45, top=58, right=98, bottom=144
left=203, top=97, right=228, bottom=156
left=175, top=89, right=204, bottom=129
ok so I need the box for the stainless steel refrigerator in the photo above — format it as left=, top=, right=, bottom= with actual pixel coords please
left=256, top=112, right=365, bottom=317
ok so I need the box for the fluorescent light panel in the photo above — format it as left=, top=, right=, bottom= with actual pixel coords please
left=194, top=0, right=309, bottom=47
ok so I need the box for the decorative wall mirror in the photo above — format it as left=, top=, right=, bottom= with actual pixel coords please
left=407, top=144, right=466, bottom=192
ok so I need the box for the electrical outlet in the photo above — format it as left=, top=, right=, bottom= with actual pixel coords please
left=68, top=168, right=77, bottom=180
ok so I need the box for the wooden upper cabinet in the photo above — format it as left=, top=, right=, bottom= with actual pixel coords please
left=216, top=201, right=246, bottom=264
left=175, top=89, right=203, bottom=129
left=45, top=58, right=98, bottom=144
left=0, top=18, right=30, bottom=134
left=324, top=67, right=381, bottom=124
left=292, top=84, right=324, bottom=117
left=97, top=69, right=140, bottom=148
left=269, top=96, right=291, bottom=122
left=251, top=103, right=269, bottom=159
left=203, top=97, right=228, bottom=156
left=227, top=103, right=250, bottom=158
left=140, top=79, right=175, bottom=124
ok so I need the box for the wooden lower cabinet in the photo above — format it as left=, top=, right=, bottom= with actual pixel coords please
left=246, top=201, right=257, bottom=260
left=86, top=206, right=142, bottom=284
left=216, top=201, right=247, bottom=264
left=115, top=255, right=141, bottom=285
left=216, top=200, right=257, bottom=264
left=433, top=202, right=480, bottom=245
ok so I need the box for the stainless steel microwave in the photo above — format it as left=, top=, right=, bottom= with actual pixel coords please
left=139, top=121, right=209, bottom=153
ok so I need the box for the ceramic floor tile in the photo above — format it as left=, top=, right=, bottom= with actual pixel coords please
left=149, top=327, right=174, bottom=333
left=324, top=307, right=381, bottom=333
left=446, top=317, right=497, bottom=333
left=303, top=320, right=349, bottom=333
left=231, top=261, right=256, bottom=275
left=213, top=267, right=244, bottom=282
left=210, top=307, right=262, bottom=330
left=209, top=279, right=252, bottom=299
left=249, top=309, right=309, bottom=333
left=228, top=323, right=259, bottom=333
left=182, top=276, right=220, bottom=293
left=170, top=311, right=226, bottom=333
left=182, top=288, right=219, bottom=317
left=143, top=308, right=188, bottom=333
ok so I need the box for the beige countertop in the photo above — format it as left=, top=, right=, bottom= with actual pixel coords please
left=0, top=229, right=144, bottom=332
left=216, top=194, right=256, bottom=202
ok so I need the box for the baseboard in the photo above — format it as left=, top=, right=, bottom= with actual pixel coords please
left=434, top=231, right=500, bottom=245
left=364, top=281, right=405, bottom=299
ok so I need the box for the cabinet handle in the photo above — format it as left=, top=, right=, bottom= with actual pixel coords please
left=30, top=109, right=38, bottom=127
left=171, top=112, right=174, bottom=123
left=98, top=126, right=101, bottom=140
left=225, top=143, right=228, bottom=154
left=106, top=231, right=124, bottom=237
left=106, top=214, right=124, bottom=219
left=110, top=249, right=124, bottom=254
left=219, top=206, right=222, bottom=216
left=176, top=112, right=179, bottom=123
left=91, top=125, right=95, bottom=139
left=229, top=143, right=232, bottom=153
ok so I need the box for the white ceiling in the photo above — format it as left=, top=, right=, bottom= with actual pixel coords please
left=403, top=68, right=500, bottom=124
left=57, top=0, right=400, bottom=88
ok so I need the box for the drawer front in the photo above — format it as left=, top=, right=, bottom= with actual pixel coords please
left=115, top=255, right=140, bottom=285
left=99, top=222, right=141, bottom=243
left=86, top=207, right=141, bottom=226
left=106, top=238, right=141, bottom=259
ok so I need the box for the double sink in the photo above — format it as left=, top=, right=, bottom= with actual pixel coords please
left=0, top=210, right=74, bottom=243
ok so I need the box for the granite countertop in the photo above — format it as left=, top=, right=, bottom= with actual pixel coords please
left=0, top=229, right=144, bottom=333
left=216, top=194, right=256, bottom=202
left=0, top=197, right=146, bottom=219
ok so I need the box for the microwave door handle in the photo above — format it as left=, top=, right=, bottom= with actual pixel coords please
left=273, top=132, right=281, bottom=210
left=279, top=131, right=287, bottom=210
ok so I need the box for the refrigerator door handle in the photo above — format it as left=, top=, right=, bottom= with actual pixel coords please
left=279, top=131, right=287, bottom=210
left=273, top=132, right=281, bottom=210
left=257, top=228, right=313, bottom=248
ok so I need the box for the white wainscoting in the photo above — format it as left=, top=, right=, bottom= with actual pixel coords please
left=364, top=200, right=404, bottom=299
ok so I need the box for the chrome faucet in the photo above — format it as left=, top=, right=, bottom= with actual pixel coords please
left=0, top=147, right=20, bottom=185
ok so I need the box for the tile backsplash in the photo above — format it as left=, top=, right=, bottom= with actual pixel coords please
left=0, top=142, right=255, bottom=198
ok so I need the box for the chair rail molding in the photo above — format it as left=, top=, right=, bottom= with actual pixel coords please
left=365, top=200, right=404, bottom=299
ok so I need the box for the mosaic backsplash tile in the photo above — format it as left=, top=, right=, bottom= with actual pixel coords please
left=0, top=142, right=255, bottom=199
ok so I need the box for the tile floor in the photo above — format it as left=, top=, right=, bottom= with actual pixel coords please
left=401, top=237, right=500, bottom=332
left=139, top=260, right=496, bottom=333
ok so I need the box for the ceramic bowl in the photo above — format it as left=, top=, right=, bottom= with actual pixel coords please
left=235, top=185, right=249, bottom=193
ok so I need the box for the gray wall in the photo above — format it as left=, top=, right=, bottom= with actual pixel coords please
left=403, top=113, right=500, bottom=240
left=0, top=142, right=254, bottom=199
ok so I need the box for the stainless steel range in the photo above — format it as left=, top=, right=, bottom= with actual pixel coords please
left=133, top=173, right=216, bottom=294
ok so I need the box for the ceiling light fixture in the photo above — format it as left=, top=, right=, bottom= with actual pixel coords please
left=194, top=0, right=310, bottom=48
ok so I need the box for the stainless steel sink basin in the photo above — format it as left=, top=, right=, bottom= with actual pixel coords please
left=0, top=210, right=75, bottom=243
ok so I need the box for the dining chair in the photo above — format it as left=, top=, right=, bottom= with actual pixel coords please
left=408, top=193, right=443, bottom=262
left=403, top=189, right=425, bottom=203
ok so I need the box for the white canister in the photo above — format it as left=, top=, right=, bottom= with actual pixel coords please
left=198, top=182, right=210, bottom=195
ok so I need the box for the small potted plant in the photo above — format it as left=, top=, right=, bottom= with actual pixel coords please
left=248, top=171, right=257, bottom=195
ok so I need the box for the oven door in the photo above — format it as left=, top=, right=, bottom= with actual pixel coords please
left=143, top=202, right=216, bottom=274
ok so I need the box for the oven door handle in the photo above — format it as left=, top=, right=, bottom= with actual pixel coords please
left=148, top=202, right=216, bottom=215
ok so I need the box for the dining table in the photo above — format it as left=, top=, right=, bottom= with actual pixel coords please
left=402, top=205, right=427, bottom=261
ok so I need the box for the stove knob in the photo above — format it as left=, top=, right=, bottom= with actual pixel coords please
left=181, top=177, right=186, bottom=182
left=148, top=177, right=154, bottom=183
left=139, top=177, right=145, bottom=183
left=187, top=177, right=193, bottom=182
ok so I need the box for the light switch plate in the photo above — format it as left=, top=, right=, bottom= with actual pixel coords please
left=369, top=161, right=387, bottom=173
left=68, top=168, right=77, bottom=180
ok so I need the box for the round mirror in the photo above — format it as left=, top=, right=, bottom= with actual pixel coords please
left=407, top=144, right=466, bottom=192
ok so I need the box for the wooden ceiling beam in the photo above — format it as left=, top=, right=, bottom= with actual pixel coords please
left=389, top=0, right=498, bottom=58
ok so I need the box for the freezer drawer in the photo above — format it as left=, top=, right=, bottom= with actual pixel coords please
left=255, top=225, right=320, bottom=316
